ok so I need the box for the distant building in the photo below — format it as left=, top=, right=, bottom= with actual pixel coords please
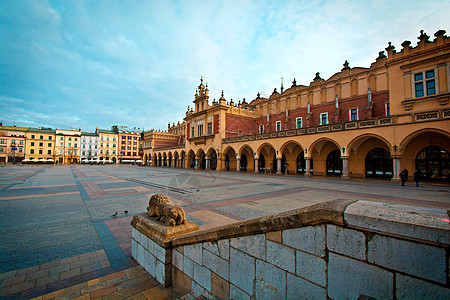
left=95, top=128, right=118, bottom=163
left=55, top=129, right=82, bottom=164
left=25, top=127, right=56, bottom=163
left=0, top=125, right=27, bottom=163
left=80, top=132, right=99, bottom=162
left=145, top=30, right=449, bottom=183
left=112, top=125, right=142, bottom=163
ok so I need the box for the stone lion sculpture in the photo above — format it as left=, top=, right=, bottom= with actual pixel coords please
left=147, top=193, right=186, bottom=226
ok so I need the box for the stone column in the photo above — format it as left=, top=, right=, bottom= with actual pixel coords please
left=254, top=158, right=259, bottom=174
left=205, top=158, right=210, bottom=170
left=195, top=158, right=199, bottom=170
left=304, top=158, right=311, bottom=177
left=391, top=157, right=401, bottom=182
left=341, top=156, right=350, bottom=179
left=276, top=157, right=282, bottom=175
left=236, top=157, right=241, bottom=172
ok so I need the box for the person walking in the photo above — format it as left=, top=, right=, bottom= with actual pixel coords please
left=414, top=169, right=421, bottom=187
left=399, top=170, right=407, bottom=186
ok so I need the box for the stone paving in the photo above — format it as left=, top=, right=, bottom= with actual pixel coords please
left=0, top=164, right=449, bottom=299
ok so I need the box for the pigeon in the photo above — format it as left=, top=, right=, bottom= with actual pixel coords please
left=124, top=210, right=128, bottom=214
left=112, top=212, right=118, bottom=217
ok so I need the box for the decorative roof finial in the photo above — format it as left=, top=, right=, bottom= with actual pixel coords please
left=292, top=78, right=297, bottom=87
left=281, top=77, right=284, bottom=94
left=342, top=60, right=350, bottom=71
left=257, top=92, right=260, bottom=99
left=314, top=72, right=321, bottom=80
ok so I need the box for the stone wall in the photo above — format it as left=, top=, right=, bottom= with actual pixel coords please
left=131, top=200, right=450, bottom=299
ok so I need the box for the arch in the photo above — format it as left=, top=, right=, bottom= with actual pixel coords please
left=280, top=140, right=304, bottom=174
left=368, top=74, right=377, bottom=91
left=399, top=128, right=450, bottom=153
left=187, top=149, right=195, bottom=169
left=239, top=145, right=255, bottom=172
left=310, top=138, right=341, bottom=176
left=179, top=150, right=185, bottom=168
left=258, top=154, right=266, bottom=172
left=347, top=133, right=392, bottom=154
left=257, top=143, right=277, bottom=173
left=400, top=129, right=450, bottom=182
left=335, top=83, right=342, bottom=98
left=163, top=152, right=168, bottom=167
left=320, top=87, right=327, bottom=102
left=197, top=149, right=206, bottom=170
left=223, top=146, right=237, bottom=171
left=351, top=79, right=358, bottom=96
left=168, top=152, right=173, bottom=167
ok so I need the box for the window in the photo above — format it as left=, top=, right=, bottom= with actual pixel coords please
left=39, top=142, right=43, bottom=147
left=48, top=143, right=51, bottom=147
left=276, top=121, right=281, bottom=131
left=320, top=113, right=328, bottom=125
left=113, top=137, right=116, bottom=141
left=113, top=150, right=116, bottom=154
left=113, top=144, right=116, bottom=148
left=349, top=109, right=358, bottom=121
left=47, top=150, right=51, bottom=155
left=60, top=142, right=63, bottom=147
left=128, top=136, right=132, bottom=140
left=60, top=137, right=63, bottom=140
left=197, top=124, right=203, bottom=136
left=191, top=126, right=194, bottom=138
left=133, top=142, right=137, bottom=145
left=75, top=138, right=77, bottom=141
left=11, top=139, right=16, bottom=144
left=100, top=150, right=103, bottom=154
left=74, top=143, right=77, bottom=147
left=31, top=142, right=35, bottom=146
left=39, top=149, right=43, bottom=154
left=19, top=140, right=23, bottom=145
left=59, top=150, right=63, bottom=154
left=259, top=125, right=264, bottom=134
left=68, top=137, right=72, bottom=141
left=133, top=137, right=137, bottom=140
left=414, top=70, right=436, bottom=97
left=31, top=135, right=35, bottom=139
left=49, top=136, right=52, bottom=140
left=296, top=117, right=302, bottom=129
left=0, top=139, right=4, bottom=144
left=107, top=137, right=109, bottom=141
left=30, top=149, right=34, bottom=154
left=0, top=147, right=3, bottom=153
left=40, top=135, right=43, bottom=139
left=18, top=148, right=22, bottom=153
left=385, top=102, right=390, bottom=116
left=207, top=122, right=212, bottom=135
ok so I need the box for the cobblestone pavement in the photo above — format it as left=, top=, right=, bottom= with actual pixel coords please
left=0, top=165, right=449, bottom=299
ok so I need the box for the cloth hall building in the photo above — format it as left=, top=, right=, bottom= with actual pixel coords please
left=143, top=30, right=450, bottom=183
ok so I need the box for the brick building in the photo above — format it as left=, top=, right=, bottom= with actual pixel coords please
left=146, top=30, right=449, bottom=182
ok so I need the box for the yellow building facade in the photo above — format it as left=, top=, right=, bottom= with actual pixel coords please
left=55, top=129, right=82, bottom=164
left=96, top=128, right=118, bottom=163
left=143, top=30, right=450, bottom=182
left=25, top=128, right=56, bottom=162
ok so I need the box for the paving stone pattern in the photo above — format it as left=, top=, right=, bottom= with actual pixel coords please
left=0, top=164, right=449, bottom=299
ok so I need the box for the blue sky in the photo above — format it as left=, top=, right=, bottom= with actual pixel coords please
left=1, top=0, right=448, bottom=132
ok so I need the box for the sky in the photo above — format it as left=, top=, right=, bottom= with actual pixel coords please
left=1, top=0, right=449, bottom=132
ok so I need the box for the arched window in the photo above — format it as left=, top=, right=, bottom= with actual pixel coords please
left=326, top=149, right=342, bottom=175
left=415, top=146, right=449, bottom=182
left=365, top=148, right=392, bottom=178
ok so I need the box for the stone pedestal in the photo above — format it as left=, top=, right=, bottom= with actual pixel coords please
left=131, top=213, right=199, bottom=286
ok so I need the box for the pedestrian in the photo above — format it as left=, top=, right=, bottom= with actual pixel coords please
left=403, top=169, right=409, bottom=180
left=414, top=169, right=421, bottom=187
left=399, top=170, right=407, bottom=186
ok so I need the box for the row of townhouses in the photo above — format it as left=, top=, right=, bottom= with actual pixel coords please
left=0, top=126, right=143, bottom=164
